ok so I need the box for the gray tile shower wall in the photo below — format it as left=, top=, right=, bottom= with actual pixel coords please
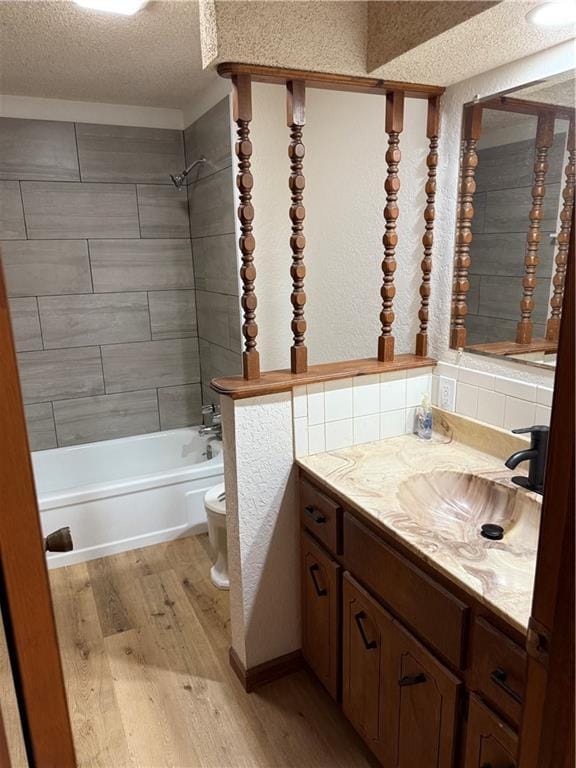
left=184, top=97, right=242, bottom=405
left=0, top=115, right=207, bottom=449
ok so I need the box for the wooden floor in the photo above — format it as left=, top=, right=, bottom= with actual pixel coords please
left=4, top=535, right=376, bottom=768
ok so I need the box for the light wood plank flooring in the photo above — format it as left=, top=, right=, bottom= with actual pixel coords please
left=45, top=535, right=376, bottom=768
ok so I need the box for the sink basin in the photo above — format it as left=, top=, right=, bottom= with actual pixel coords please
left=397, top=471, right=541, bottom=549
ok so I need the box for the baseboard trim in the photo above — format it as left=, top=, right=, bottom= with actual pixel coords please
left=229, top=647, right=303, bottom=693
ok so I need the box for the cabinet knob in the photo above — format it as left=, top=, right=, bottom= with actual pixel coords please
left=490, top=668, right=523, bottom=704
left=399, top=672, right=427, bottom=687
left=304, top=505, right=326, bottom=524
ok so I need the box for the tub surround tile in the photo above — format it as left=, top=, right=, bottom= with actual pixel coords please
left=0, top=180, right=26, bottom=239
left=192, top=234, right=239, bottom=295
left=21, top=181, right=139, bottom=239
left=9, top=297, right=43, bottom=352
left=196, top=289, right=238, bottom=350
left=296, top=435, right=540, bottom=632
left=184, top=98, right=232, bottom=182
left=24, top=402, right=57, bottom=451
left=76, top=123, right=184, bottom=184
left=136, top=184, right=190, bottom=238
left=18, top=346, right=104, bottom=403
left=483, top=184, right=560, bottom=234
left=1, top=240, right=92, bottom=297
left=38, top=293, right=150, bottom=349
left=102, top=337, right=200, bottom=393
left=188, top=169, right=235, bottom=238
left=148, top=290, right=197, bottom=340
left=89, top=239, right=194, bottom=292
left=158, top=384, right=202, bottom=429
left=53, top=390, right=160, bottom=446
left=198, top=339, right=241, bottom=388
left=0, top=118, right=79, bottom=181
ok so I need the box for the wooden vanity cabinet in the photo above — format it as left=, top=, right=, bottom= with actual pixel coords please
left=301, top=531, right=340, bottom=699
left=299, top=472, right=526, bottom=768
left=464, top=695, right=518, bottom=768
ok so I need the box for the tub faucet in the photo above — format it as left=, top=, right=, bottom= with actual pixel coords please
left=200, top=403, right=222, bottom=440
left=505, top=425, right=549, bottom=495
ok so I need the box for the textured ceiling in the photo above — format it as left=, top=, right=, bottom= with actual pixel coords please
left=0, top=0, right=218, bottom=108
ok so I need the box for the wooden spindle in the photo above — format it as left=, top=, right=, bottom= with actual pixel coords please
left=378, top=90, right=404, bottom=362
left=233, top=74, right=260, bottom=380
left=451, top=104, right=482, bottom=349
left=287, top=80, right=307, bottom=373
left=516, top=112, right=555, bottom=345
left=546, top=119, right=575, bottom=343
left=415, top=95, right=440, bottom=357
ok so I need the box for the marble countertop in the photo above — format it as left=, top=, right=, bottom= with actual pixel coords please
left=297, top=434, right=541, bottom=634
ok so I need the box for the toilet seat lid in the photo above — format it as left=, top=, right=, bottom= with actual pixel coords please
left=204, top=482, right=226, bottom=515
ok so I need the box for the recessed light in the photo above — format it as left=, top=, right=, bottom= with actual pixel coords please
left=526, top=2, right=576, bottom=27
left=74, top=0, right=149, bottom=15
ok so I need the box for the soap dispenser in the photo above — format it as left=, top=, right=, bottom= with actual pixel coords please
left=416, top=393, right=433, bottom=440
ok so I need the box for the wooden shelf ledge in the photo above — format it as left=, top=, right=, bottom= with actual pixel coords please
left=466, top=338, right=557, bottom=356
left=211, top=354, right=436, bottom=400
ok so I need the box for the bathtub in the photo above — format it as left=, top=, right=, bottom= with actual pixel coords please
left=33, top=428, right=224, bottom=569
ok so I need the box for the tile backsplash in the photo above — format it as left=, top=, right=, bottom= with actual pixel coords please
left=432, top=362, right=553, bottom=431
left=293, top=368, right=433, bottom=457
left=292, top=362, right=554, bottom=458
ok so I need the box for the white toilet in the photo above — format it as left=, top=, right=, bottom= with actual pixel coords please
left=204, top=483, right=229, bottom=590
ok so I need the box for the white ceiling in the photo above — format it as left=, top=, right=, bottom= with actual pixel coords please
left=0, top=0, right=218, bottom=109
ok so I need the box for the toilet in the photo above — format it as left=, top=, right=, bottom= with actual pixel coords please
left=204, top=483, right=229, bottom=590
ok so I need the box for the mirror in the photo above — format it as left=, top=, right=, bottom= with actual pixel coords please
left=450, top=71, right=574, bottom=370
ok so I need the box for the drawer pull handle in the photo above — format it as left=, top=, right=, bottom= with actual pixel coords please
left=399, top=672, right=427, bottom=687
left=354, top=611, right=377, bottom=650
left=304, top=505, right=326, bottom=524
left=490, top=668, right=523, bottom=704
left=309, top=564, right=327, bottom=597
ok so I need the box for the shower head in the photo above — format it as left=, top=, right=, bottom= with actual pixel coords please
left=170, top=157, right=207, bottom=190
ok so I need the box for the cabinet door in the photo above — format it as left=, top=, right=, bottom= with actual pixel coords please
left=342, top=573, right=395, bottom=765
left=301, top=531, right=340, bottom=699
left=392, top=621, right=461, bottom=768
left=465, top=695, right=518, bottom=768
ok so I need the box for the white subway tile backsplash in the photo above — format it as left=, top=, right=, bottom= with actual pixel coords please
left=455, top=381, right=478, bottom=418
left=325, top=419, right=353, bottom=451
left=381, top=377, right=406, bottom=412
left=431, top=374, right=439, bottom=406
left=293, top=385, right=307, bottom=419
left=404, top=407, right=417, bottom=434
left=457, top=368, right=495, bottom=390
left=406, top=366, right=433, bottom=379
left=353, top=374, right=380, bottom=416
left=504, top=396, right=536, bottom=430
left=324, top=378, right=353, bottom=422
left=494, top=376, right=537, bottom=402
left=406, top=374, right=432, bottom=407
left=380, top=409, right=405, bottom=439
left=434, top=361, right=459, bottom=379
left=476, top=388, right=506, bottom=427
left=380, top=369, right=406, bottom=383
left=307, top=382, right=325, bottom=426
left=293, top=417, right=308, bottom=457
left=536, top=386, right=553, bottom=407
left=534, top=404, right=551, bottom=426
left=353, top=414, right=380, bottom=445
left=308, top=423, right=325, bottom=454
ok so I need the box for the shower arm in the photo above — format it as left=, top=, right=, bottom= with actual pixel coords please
left=170, top=157, right=207, bottom=190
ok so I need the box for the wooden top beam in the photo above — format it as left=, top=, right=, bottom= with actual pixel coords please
left=217, top=62, right=445, bottom=100
left=211, top=354, right=436, bottom=399
left=481, top=95, right=575, bottom=122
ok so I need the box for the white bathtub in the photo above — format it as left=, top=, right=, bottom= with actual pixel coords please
left=33, top=428, right=224, bottom=569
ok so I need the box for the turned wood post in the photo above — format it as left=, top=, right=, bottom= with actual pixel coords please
left=287, top=80, right=308, bottom=373
left=516, top=112, right=555, bottom=345
left=415, top=95, right=440, bottom=357
left=378, top=90, right=404, bottom=362
left=233, top=74, right=260, bottom=379
left=546, top=119, right=575, bottom=342
left=451, top=104, right=482, bottom=349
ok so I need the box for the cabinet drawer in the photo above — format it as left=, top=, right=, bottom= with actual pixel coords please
left=464, top=695, right=518, bottom=768
left=301, top=531, right=340, bottom=699
left=472, top=618, right=526, bottom=726
left=300, top=479, right=342, bottom=555
left=343, top=512, right=468, bottom=668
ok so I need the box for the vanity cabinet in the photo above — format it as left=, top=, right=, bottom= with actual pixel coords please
left=299, top=471, right=525, bottom=768
left=464, top=696, right=518, bottom=768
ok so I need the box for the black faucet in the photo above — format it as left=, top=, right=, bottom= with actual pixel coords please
left=505, top=425, right=549, bottom=495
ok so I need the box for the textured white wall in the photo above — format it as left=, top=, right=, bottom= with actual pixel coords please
left=222, top=392, right=299, bottom=669
left=249, top=83, right=428, bottom=371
